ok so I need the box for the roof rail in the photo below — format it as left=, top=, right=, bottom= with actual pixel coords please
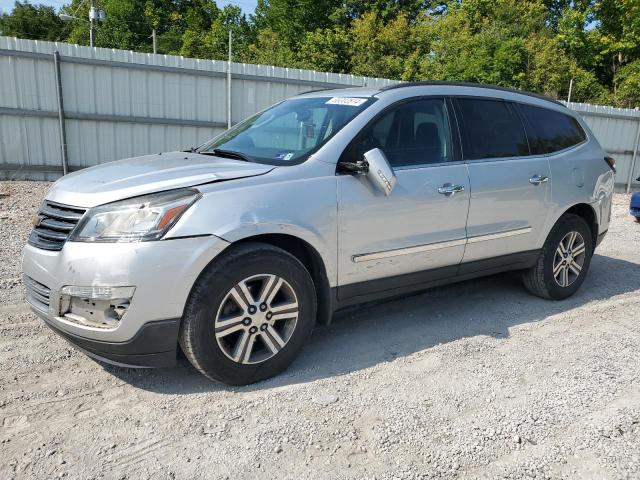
left=379, top=81, right=563, bottom=106
left=297, top=85, right=360, bottom=95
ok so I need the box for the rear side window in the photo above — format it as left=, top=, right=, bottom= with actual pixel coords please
left=456, top=98, right=529, bottom=159
left=519, top=104, right=586, bottom=154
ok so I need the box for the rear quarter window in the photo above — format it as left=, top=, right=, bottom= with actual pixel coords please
left=519, top=104, right=586, bottom=155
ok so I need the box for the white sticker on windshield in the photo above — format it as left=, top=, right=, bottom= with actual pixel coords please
left=326, top=97, right=367, bottom=107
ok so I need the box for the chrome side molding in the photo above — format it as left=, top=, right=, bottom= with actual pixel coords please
left=467, top=227, right=532, bottom=243
left=352, top=227, right=532, bottom=263
left=352, top=239, right=467, bottom=263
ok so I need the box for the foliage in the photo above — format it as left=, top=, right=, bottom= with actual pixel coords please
left=1, top=0, right=639, bottom=107
left=0, top=2, right=65, bottom=40
left=615, top=59, right=640, bottom=107
left=297, top=26, right=351, bottom=72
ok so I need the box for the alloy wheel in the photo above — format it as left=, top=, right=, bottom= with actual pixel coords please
left=552, top=231, right=586, bottom=288
left=214, top=274, right=299, bottom=364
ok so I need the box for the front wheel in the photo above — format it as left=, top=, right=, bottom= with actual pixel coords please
left=522, top=214, right=594, bottom=300
left=179, top=243, right=317, bottom=385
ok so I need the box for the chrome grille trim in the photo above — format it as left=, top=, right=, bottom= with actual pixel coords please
left=27, top=201, right=86, bottom=251
left=24, top=275, right=51, bottom=312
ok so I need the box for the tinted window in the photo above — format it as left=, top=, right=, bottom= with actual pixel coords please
left=345, top=98, right=453, bottom=167
left=519, top=104, right=586, bottom=154
left=456, top=99, right=529, bottom=159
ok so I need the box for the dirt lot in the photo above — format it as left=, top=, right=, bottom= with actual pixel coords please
left=1, top=181, right=639, bottom=480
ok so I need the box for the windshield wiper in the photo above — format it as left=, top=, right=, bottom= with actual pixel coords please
left=204, top=148, right=253, bottom=162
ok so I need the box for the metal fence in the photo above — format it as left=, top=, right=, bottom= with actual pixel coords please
left=564, top=102, right=640, bottom=192
left=0, top=36, right=638, bottom=190
left=0, top=36, right=396, bottom=181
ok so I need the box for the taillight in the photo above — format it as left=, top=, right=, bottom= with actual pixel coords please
left=604, top=156, right=616, bottom=173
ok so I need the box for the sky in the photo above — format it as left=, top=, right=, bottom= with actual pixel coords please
left=0, top=0, right=257, bottom=15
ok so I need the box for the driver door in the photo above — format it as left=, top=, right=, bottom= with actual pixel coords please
left=336, top=97, right=470, bottom=299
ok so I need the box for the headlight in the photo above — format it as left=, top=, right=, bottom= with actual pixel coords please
left=69, top=188, right=201, bottom=242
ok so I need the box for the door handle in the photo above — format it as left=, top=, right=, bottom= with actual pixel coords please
left=529, top=174, right=549, bottom=185
left=437, top=183, right=465, bottom=196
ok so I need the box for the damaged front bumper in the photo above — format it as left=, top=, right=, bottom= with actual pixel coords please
left=22, top=235, right=230, bottom=367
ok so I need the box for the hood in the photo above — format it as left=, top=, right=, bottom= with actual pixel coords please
left=46, top=152, right=275, bottom=207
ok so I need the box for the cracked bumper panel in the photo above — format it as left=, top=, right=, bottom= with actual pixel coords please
left=22, top=235, right=230, bottom=343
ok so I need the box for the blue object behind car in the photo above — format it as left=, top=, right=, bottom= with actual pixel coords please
left=631, top=191, right=640, bottom=220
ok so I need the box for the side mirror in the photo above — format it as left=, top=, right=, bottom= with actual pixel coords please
left=364, top=148, right=396, bottom=196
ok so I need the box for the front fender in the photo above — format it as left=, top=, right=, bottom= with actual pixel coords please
left=215, top=221, right=336, bottom=285
left=165, top=173, right=339, bottom=286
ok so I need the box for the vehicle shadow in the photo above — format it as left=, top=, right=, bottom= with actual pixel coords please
left=103, top=253, right=640, bottom=394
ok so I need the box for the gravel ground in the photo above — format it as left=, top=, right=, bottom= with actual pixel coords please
left=1, top=180, right=639, bottom=480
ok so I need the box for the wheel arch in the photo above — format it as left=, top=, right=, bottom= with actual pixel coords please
left=232, top=233, right=334, bottom=325
left=562, top=203, right=598, bottom=247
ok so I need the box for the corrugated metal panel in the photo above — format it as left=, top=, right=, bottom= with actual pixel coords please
left=1, top=36, right=637, bottom=190
left=565, top=102, right=640, bottom=189
left=0, top=36, right=399, bottom=179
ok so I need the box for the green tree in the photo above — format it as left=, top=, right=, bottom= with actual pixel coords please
left=556, top=0, right=640, bottom=95
left=247, top=27, right=296, bottom=67
left=1, top=0, right=637, bottom=106
left=297, top=26, right=351, bottom=72
left=0, top=1, right=66, bottom=40
left=253, top=0, right=340, bottom=46
left=330, top=0, right=447, bottom=24
left=178, top=0, right=221, bottom=57
left=63, top=0, right=223, bottom=54
left=350, top=12, right=419, bottom=79
left=614, top=59, right=640, bottom=107
left=202, top=5, right=254, bottom=62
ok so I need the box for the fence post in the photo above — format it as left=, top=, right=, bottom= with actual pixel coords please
left=53, top=51, right=69, bottom=175
left=627, top=116, right=640, bottom=194
left=227, top=30, right=232, bottom=129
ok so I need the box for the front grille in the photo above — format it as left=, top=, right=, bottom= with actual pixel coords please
left=24, top=275, right=51, bottom=312
left=27, top=201, right=86, bottom=251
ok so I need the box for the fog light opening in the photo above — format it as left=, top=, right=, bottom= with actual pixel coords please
left=59, top=286, right=134, bottom=329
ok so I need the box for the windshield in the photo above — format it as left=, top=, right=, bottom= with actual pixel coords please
left=197, top=96, right=374, bottom=165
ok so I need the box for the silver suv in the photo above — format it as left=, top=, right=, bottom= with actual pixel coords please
left=22, top=82, right=615, bottom=385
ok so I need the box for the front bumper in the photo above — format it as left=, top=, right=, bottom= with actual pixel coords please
left=37, top=310, right=179, bottom=367
left=22, top=235, right=230, bottom=351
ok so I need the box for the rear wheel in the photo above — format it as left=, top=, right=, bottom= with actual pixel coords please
left=179, top=243, right=316, bottom=385
left=522, top=214, right=593, bottom=300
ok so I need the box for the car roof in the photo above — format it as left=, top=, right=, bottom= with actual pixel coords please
left=298, top=81, right=563, bottom=108
left=379, top=81, right=563, bottom=105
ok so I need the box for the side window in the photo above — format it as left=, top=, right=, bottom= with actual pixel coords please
left=456, top=98, right=529, bottom=159
left=519, top=104, right=586, bottom=154
left=345, top=98, right=453, bottom=167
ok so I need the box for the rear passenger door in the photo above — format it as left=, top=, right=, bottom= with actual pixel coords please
left=453, top=98, right=552, bottom=271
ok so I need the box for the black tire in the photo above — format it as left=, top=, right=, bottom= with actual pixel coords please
left=635, top=216, right=640, bottom=223
left=522, top=214, right=594, bottom=300
left=179, top=242, right=317, bottom=385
